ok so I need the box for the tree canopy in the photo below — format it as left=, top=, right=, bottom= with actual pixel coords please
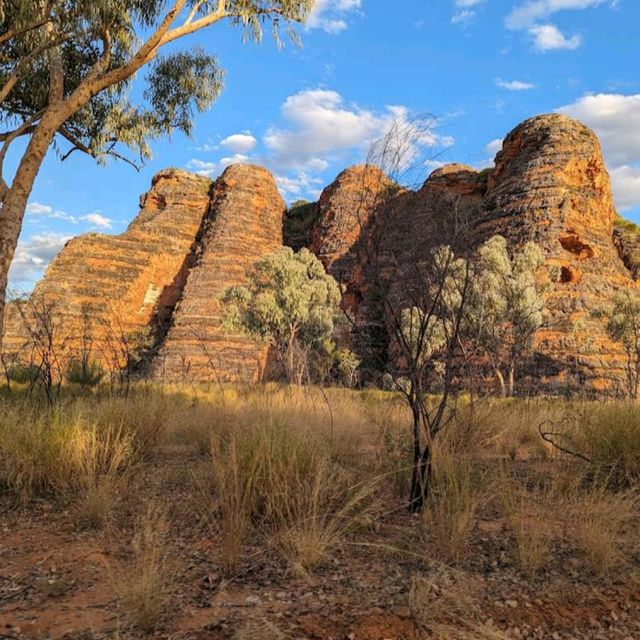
left=221, top=247, right=341, bottom=383
left=0, top=0, right=313, bottom=170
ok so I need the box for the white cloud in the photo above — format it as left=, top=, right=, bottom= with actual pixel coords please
left=49, top=211, right=77, bottom=223
left=529, top=24, right=581, bottom=51
left=220, top=133, right=257, bottom=154
left=276, top=173, right=324, bottom=200
left=610, top=166, right=640, bottom=212
left=8, top=231, right=72, bottom=291
left=506, top=0, right=609, bottom=30
left=263, top=89, right=450, bottom=173
left=558, top=94, right=640, bottom=166
left=505, top=1, right=616, bottom=52
left=495, top=78, right=536, bottom=91
left=26, top=201, right=78, bottom=224
left=558, top=93, right=640, bottom=211
left=187, top=159, right=218, bottom=177
left=307, top=0, right=362, bottom=33
left=187, top=154, right=251, bottom=178
left=451, top=0, right=484, bottom=23
left=485, top=138, right=504, bottom=156
left=26, top=202, right=53, bottom=215
left=81, top=213, right=112, bottom=230
left=188, top=89, right=453, bottom=202
left=424, top=159, right=447, bottom=172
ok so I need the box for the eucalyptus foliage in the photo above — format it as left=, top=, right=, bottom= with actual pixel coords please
left=468, top=235, right=546, bottom=396
left=601, top=291, right=640, bottom=398
left=0, top=0, right=314, bottom=347
left=221, top=247, right=341, bottom=383
left=0, top=0, right=313, bottom=166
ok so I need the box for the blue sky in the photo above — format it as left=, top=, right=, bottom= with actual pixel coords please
left=7, top=0, right=640, bottom=291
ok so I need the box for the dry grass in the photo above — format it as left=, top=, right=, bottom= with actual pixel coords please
left=2, top=382, right=640, bottom=634
left=195, top=415, right=378, bottom=576
left=497, top=465, right=557, bottom=574
left=423, top=448, right=479, bottom=564
left=577, top=403, right=640, bottom=484
left=198, top=427, right=264, bottom=576
left=569, top=483, right=638, bottom=575
left=232, top=618, right=287, bottom=640
left=110, top=505, right=174, bottom=632
left=70, top=425, right=134, bottom=529
left=409, top=565, right=479, bottom=628
left=267, top=457, right=377, bottom=574
left=409, top=566, right=509, bottom=638
left=0, top=405, right=135, bottom=511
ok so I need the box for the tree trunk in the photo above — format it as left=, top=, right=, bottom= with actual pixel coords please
left=408, top=399, right=431, bottom=513
left=0, top=113, right=63, bottom=348
left=508, top=363, right=515, bottom=398
left=285, top=332, right=296, bottom=384
left=495, top=369, right=506, bottom=397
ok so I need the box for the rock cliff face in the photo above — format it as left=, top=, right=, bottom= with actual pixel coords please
left=3, top=165, right=284, bottom=384
left=306, top=115, right=637, bottom=395
left=153, top=164, right=285, bottom=382
left=3, top=169, right=212, bottom=369
left=5, top=113, right=639, bottom=394
left=473, top=114, right=635, bottom=394
left=304, top=162, right=489, bottom=373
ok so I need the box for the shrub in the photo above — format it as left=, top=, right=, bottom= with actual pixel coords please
left=8, top=363, right=41, bottom=384
left=65, top=356, right=104, bottom=388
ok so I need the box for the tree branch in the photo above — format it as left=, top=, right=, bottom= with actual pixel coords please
left=0, top=36, right=64, bottom=106
left=0, top=112, right=44, bottom=174
left=57, top=127, right=141, bottom=171
left=161, top=1, right=229, bottom=45
left=0, top=1, right=54, bottom=46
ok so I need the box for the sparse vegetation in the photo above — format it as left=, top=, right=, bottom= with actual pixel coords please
left=2, top=387, right=640, bottom=637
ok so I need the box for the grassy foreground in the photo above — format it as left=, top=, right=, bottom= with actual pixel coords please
left=1, top=385, right=640, bottom=639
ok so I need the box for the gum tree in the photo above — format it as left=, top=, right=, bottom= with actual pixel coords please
left=0, top=0, right=314, bottom=345
left=221, top=247, right=342, bottom=384
left=600, top=291, right=640, bottom=399
left=468, top=236, right=546, bottom=397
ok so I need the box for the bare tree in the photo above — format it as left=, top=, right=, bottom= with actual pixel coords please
left=12, top=293, right=70, bottom=406
left=346, top=116, right=478, bottom=511
left=97, top=308, right=153, bottom=396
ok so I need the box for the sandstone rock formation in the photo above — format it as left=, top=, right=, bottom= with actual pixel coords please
left=309, top=165, right=392, bottom=283
left=473, top=114, right=636, bottom=394
left=303, top=162, right=489, bottom=373
left=3, top=164, right=285, bottom=384
left=153, top=164, right=285, bottom=382
left=305, top=115, right=638, bottom=395
left=2, top=169, right=213, bottom=372
left=5, top=113, right=639, bottom=395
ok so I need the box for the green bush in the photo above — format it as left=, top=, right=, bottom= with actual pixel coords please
left=66, top=357, right=104, bottom=388
left=8, top=363, right=41, bottom=384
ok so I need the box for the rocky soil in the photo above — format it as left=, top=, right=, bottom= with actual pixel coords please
left=2, top=452, right=640, bottom=640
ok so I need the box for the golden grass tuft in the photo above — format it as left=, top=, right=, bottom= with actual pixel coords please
left=111, top=505, right=174, bottom=632
left=569, top=483, right=638, bottom=576
left=497, top=465, right=556, bottom=574
left=423, top=448, right=479, bottom=565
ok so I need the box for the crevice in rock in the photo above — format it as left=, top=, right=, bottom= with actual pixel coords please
left=559, top=232, right=594, bottom=259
